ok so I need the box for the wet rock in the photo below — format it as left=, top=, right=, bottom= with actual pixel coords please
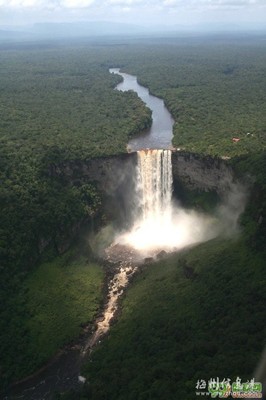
left=156, top=250, right=168, bottom=259
left=104, top=243, right=142, bottom=264
left=96, top=316, right=105, bottom=323
left=144, top=257, right=154, bottom=264
left=78, top=376, right=86, bottom=384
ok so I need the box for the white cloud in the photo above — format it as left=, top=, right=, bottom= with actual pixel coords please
left=122, top=6, right=131, bottom=11
left=60, top=0, right=94, bottom=8
left=163, top=0, right=182, bottom=5
left=0, top=0, right=95, bottom=7
left=0, top=0, right=265, bottom=26
left=162, top=0, right=266, bottom=7
left=106, top=0, right=144, bottom=5
left=0, top=0, right=41, bottom=7
left=1, top=0, right=266, bottom=9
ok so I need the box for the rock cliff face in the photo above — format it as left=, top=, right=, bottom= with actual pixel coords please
left=49, top=151, right=234, bottom=200
left=171, top=151, right=234, bottom=195
left=48, top=153, right=138, bottom=225
left=48, top=153, right=137, bottom=192
left=46, top=151, right=236, bottom=254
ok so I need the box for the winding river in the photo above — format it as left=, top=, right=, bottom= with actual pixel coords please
left=7, top=70, right=174, bottom=400
left=110, top=68, right=174, bottom=151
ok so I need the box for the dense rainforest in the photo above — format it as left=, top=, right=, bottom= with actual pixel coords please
left=0, top=35, right=265, bottom=398
left=0, top=44, right=152, bottom=389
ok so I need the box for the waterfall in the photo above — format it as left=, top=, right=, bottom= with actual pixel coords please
left=117, top=148, right=180, bottom=254
left=136, top=149, right=173, bottom=222
left=116, top=148, right=218, bottom=255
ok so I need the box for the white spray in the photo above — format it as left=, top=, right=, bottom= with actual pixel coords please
left=84, top=149, right=247, bottom=354
left=116, top=149, right=220, bottom=256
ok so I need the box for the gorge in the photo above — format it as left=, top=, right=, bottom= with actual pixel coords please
left=1, top=37, right=265, bottom=400
left=8, top=69, right=246, bottom=400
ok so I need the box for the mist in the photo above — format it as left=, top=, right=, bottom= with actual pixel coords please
left=109, top=150, right=247, bottom=260
left=216, top=181, right=247, bottom=236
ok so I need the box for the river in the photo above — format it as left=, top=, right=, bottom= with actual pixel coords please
left=110, top=68, right=174, bottom=151
left=5, top=69, right=174, bottom=400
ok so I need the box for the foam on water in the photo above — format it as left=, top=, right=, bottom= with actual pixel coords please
left=116, top=149, right=217, bottom=256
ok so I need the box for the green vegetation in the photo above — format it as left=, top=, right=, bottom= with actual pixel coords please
left=0, top=44, right=152, bottom=388
left=117, top=40, right=266, bottom=157
left=0, top=45, right=152, bottom=274
left=80, top=237, right=265, bottom=400
left=26, top=252, right=102, bottom=367
left=0, top=36, right=265, bottom=395
left=1, top=247, right=103, bottom=386
left=42, top=37, right=264, bottom=400
left=0, top=48, right=151, bottom=160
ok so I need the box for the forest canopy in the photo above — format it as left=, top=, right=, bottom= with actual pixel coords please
left=0, top=36, right=265, bottom=391
left=113, top=38, right=266, bottom=157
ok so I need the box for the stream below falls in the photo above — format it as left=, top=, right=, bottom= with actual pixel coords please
left=6, top=69, right=174, bottom=400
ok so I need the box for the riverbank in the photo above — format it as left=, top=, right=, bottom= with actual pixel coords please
left=110, top=68, right=174, bottom=151
left=7, top=243, right=150, bottom=399
left=1, top=248, right=103, bottom=399
left=81, top=236, right=266, bottom=400
left=2, top=41, right=265, bottom=399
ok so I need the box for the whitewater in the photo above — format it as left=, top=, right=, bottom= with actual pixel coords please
left=116, top=149, right=218, bottom=256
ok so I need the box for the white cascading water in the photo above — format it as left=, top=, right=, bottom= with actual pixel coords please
left=137, top=149, right=172, bottom=222
left=83, top=149, right=243, bottom=354
left=117, top=149, right=218, bottom=255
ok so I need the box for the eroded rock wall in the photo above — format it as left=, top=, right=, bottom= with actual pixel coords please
left=46, top=151, right=235, bottom=254
left=171, top=151, right=234, bottom=194
left=48, top=153, right=137, bottom=226
left=48, top=153, right=137, bottom=192
left=49, top=151, right=234, bottom=201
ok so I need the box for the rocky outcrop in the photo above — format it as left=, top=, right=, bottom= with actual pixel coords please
left=48, top=153, right=138, bottom=226
left=48, top=151, right=234, bottom=197
left=48, top=153, right=137, bottom=193
left=46, top=151, right=236, bottom=236
left=171, top=151, right=234, bottom=195
left=38, top=150, right=237, bottom=271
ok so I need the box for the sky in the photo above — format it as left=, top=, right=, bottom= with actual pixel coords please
left=0, top=0, right=266, bottom=31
